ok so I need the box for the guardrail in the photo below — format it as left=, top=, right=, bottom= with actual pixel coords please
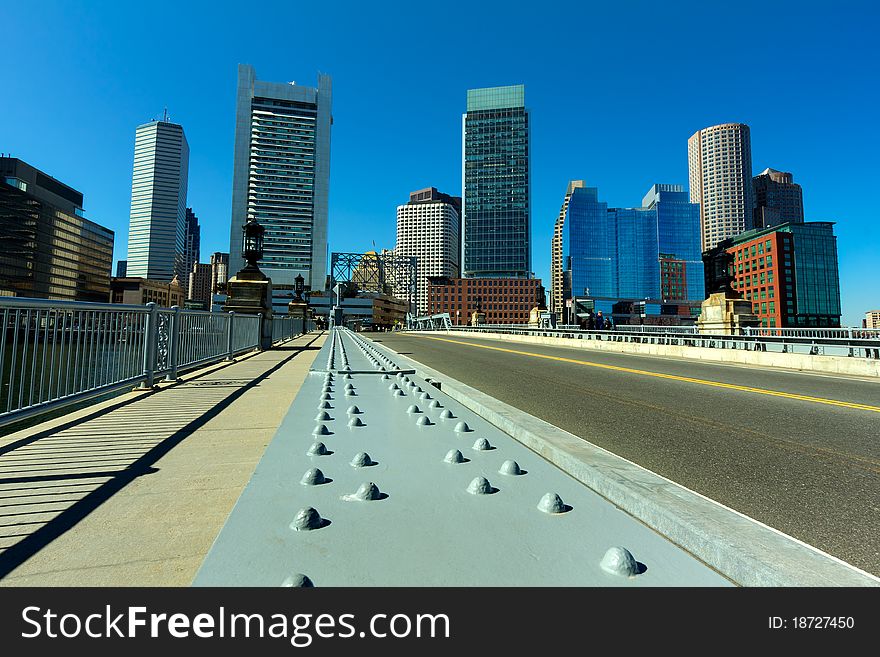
left=0, top=298, right=306, bottom=429
left=415, top=324, right=880, bottom=359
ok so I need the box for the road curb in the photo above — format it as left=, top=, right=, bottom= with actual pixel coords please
left=366, top=334, right=880, bottom=587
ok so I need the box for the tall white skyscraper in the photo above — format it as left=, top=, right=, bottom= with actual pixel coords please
left=396, top=187, right=461, bottom=316
left=687, top=123, right=753, bottom=252
left=229, top=64, right=332, bottom=312
left=126, top=120, right=189, bottom=282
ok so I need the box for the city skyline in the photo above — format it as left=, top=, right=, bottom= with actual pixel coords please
left=1, top=1, right=876, bottom=325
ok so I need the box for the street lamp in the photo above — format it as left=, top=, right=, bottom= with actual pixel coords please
left=294, top=273, right=305, bottom=302
left=242, top=217, right=265, bottom=271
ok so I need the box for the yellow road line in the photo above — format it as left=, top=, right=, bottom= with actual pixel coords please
left=413, top=335, right=880, bottom=414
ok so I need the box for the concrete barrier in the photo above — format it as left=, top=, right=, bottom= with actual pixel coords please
left=411, top=330, right=880, bottom=378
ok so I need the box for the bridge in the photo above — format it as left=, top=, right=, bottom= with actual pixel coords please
left=0, top=298, right=878, bottom=586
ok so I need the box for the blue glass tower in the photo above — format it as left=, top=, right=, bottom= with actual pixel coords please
left=643, top=184, right=704, bottom=301
left=561, top=184, right=703, bottom=316
left=462, top=85, right=530, bottom=278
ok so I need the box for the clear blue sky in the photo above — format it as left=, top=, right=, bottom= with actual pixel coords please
left=1, top=0, right=877, bottom=325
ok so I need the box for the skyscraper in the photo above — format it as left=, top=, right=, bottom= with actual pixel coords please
left=752, top=168, right=804, bottom=229
left=183, top=207, right=200, bottom=291
left=229, top=64, right=332, bottom=310
left=462, top=85, right=530, bottom=278
left=396, top=187, right=461, bottom=316
left=559, top=184, right=703, bottom=323
left=550, top=180, right=585, bottom=320
left=126, top=119, right=189, bottom=282
left=643, top=184, right=704, bottom=301
left=210, top=251, right=229, bottom=293
left=687, top=123, right=753, bottom=252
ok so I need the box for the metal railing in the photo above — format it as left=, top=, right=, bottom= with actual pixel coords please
left=271, top=316, right=313, bottom=344
left=0, top=298, right=302, bottom=429
left=409, top=324, right=880, bottom=359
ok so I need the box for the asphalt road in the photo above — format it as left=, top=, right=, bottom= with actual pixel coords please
left=371, top=332, right=880, bottom=576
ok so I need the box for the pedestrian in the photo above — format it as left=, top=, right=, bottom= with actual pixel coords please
left=605, top=315, right=613, bottom=330
left=586, top=313, right=594, bottom=330
left=595, top=311, right=604, bottom=330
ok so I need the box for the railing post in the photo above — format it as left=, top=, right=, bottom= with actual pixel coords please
left=141, top=302, right=159, bottom=388
left=165, top=305, right=181, bottom=382
left=225, top=311, right=235, bottom=361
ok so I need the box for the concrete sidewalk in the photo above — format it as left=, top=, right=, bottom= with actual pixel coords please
left=0, top=331, right=325, bottom=586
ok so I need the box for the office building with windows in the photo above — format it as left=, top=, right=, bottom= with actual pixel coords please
left=462, top=85, right=530, bottom=278
left=753, top=168, right=804, bottom=229
left=426, top=276, right=541, bottom=325
left=550, top=180, right=585, bottom=321
left=559, top=184, right=703, bottom=324
left=183, top=207, right=200, bottom=291
left=0, top=157, right=114, bottom=302
left=126, top=119, right=189, bottom=282
left=396, top=187, right=461, bottom=316
left=229, top=64, right=332, bottom=312
left=187, top=262, right=212, bottom=309
left=720, top=222, right=840, bottom=328
left=688, top=123, right=753, bottom=251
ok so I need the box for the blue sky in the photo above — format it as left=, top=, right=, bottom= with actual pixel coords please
left=1, top=0, right=877, bottom=325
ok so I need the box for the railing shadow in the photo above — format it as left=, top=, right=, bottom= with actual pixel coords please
left=0, top=332, right=322, bottom=579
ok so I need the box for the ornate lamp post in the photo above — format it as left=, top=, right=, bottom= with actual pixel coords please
left=287, top=272, right=309, bottom=328
left=223, top=218, right=274, bottom=349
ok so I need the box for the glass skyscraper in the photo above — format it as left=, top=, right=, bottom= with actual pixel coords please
left=462, top=85, right=530, bottom=278
left=561, top=184, right=703, bottom=315
left=644, top=184, right=705, bottom=301
left=127, top=119, right=189, bottom=282
left=229, top=64, right=332, bottom=306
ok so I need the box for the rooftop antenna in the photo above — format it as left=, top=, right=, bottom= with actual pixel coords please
left=163, top=107, right=169, bottom=122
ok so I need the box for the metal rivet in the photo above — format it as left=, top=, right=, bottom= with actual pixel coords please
left=444, top=449, right=466, bottom=464
left=307, top=442, right=329, bottom=456
left=600, top=547, right=641, bottom=577
left=472, top=437, right=492, bottom=451
left=406, top=404, right=421, bottom=414
left=389, top=383, right=400, bottom=391
left=538, top=493, right=569, bottom=514
left=466, top=476, right=496, bottom=495
left=347, top=405, right=362, bottom=415
left=317, top=401, right=332, bottom=410
left=419, top=392, right=432, bottom=400
left=382, top=374, right=390, bottom=380
left=345, top=389, right=356, bottom=397
left=454, top=421, right=472, bottom=433
left=344, top=373, right=353, bottom=380
left=413, top=386, right=423, bottom=393
left=345, top=482, right=383, bottom=501
left=320, top=392, right=331, bottom=401
left=393, top=389, right=405, bottom=397
left=344, top=383, right=355, bottom=390
left=281, top=574, right=314, bottom=587
left=348, top=416, right=365, bottom=427
left=300, top=468, right=327, bottom=485
left=439, top=409, right=455, bottom=419
left=312, top=424, right=331, bottom=435
left=290, top=507, right=326, bottom=531
left=499, top=460, right=523, bottom=475
left=350, top=452, right=375, bottom=467
left=321, top=385, right=332, bottom=393
left=429, top=399, right=443, bottom=409
left=402, top=376, right=410, bottom=383
left=315, top=411, right=332, bottom=421
left=415, top=416, right=432, bottom=426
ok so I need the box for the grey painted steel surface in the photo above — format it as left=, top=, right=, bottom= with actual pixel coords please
left=195, top=328, right=731, bottom=586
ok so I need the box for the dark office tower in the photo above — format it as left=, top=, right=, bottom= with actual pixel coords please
left=462, top=85, right=530, bottom=278
left=753, top=168, right=804, bottom=229
left=229, top=64, right=332, bottom=303
left=116, top=260, right=128, bottom=278
left=183, top=208, right=200, bottom=292
left=0, top=157, right=114, bottom=301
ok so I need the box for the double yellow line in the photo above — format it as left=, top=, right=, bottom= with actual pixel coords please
left=414, top=335, right=880, bottom=414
